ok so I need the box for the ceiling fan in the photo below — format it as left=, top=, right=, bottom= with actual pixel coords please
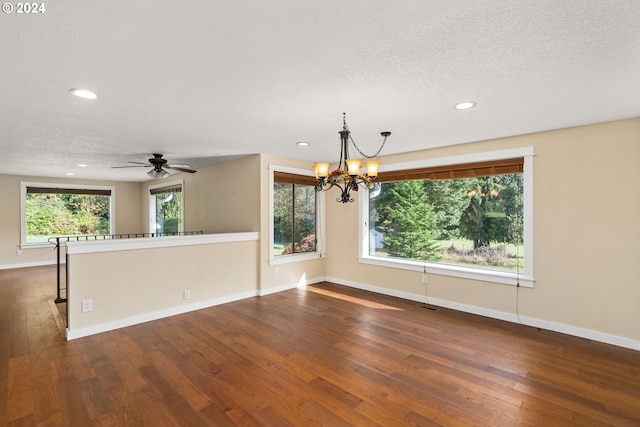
left=112, top=153, right=197, bottom=178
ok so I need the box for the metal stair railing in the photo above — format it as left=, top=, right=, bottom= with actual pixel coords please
left=48, top=230, right=204, bottom=303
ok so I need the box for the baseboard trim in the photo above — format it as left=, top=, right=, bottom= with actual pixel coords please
left=324, top=276, right=640, bottom=352
left=68, top=278, right=329, bottom=339
left=0, top=260, right=60, bottom=270
left=66, top=290, right=258, bottom=340
left=258, top=276, right=325, bottom=296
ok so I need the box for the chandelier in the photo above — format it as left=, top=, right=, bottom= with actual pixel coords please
left=313, top=113, right=391, bottom=203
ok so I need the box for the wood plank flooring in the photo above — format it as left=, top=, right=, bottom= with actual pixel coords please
left=1, top=265, right=639, bottom=426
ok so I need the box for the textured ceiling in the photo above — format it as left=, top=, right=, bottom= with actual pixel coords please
left=1, top=0, right=639, bottom=181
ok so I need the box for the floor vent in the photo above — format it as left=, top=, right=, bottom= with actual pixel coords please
left=416, top=304, right=440, bottom=312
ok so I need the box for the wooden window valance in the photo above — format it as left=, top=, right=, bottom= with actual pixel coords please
left=376, top=158, right=524, bottom=183
left=273, top=171, right=317, bottom=186
left=149, top=185, right=182, bottom=195
left=26, top=187, right=112, bottom=196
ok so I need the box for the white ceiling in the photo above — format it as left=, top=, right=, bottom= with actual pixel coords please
left=1, top=1, right=639, bottom=182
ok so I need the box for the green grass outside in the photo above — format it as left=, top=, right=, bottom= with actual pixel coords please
left=374, top=238, right=524, bottom=272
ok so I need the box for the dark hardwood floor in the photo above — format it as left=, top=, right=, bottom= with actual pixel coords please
left=1, top=265, right=639, bottom=426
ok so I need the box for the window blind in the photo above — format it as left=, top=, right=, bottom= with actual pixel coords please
left=26, top=187, right=112, bottom=196
left=273, top=171, right=317, bottom=186
left=376, top=158, right=524, bottom=183
left=149, top=185, right=182, bottom=195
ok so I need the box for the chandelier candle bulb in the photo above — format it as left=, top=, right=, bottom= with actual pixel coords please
left=346, top=159, right=362, bottom=176
left=315, top=162, right=330, bottom=179
left=365, top=161, right=380, bottom=178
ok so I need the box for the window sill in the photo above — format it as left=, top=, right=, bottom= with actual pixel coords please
left=359, top=256, right=534, bottom=288
left=20, top=242, right=55, bottom=250
left=269, top=251, right=324, bottom=266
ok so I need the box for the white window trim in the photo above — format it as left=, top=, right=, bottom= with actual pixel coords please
left=148, top=179, right=185, bottom=234
left=359, top=147, right=535, bottom=288
left=268, top=164, right=325, bottom=265
left=20, top=181, right=116, bottom=249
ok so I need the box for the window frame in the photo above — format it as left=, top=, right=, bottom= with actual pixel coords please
left=148, top=179, right=185, bottom=234
left=268, top=164, right=325, bottom=265
left=20, top=181, right=116, bottom=249
left=359, top=147, right=535, bottom=287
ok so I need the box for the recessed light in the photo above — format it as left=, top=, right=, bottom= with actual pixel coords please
left=66, top=172, right=75, bottom=176
left=454, top=101, right=476, bottom=110
left=77, top=164, right=88, bottom=167
left=296, top=141, right=310, bottom=146
left=70, top=88, right=98, bottom=99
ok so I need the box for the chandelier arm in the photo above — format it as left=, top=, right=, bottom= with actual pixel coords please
left=315, top=179, right=328, bottom=192
left=355, top=175, right=379, bottom=190
left=339, top=192, right=354, bottom=203
left=316, top=179, right=341, bottom=193
left=339, top=182, right=354, bottom=203
left=332, top=182, right=350, bottom=203
left=349, top=133, right=389, bottom=159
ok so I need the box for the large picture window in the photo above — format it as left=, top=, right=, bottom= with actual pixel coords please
left=269, top=166, right=324, bottom=263
left=361, top=148, right=534, bottom=286
left=149, top=182, right=183, bottom=234
left=273, top=172, right=317, bottom=255
left=21, top=182, right=114, bottom=246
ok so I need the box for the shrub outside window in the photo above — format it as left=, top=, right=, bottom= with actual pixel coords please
left=21, top=183, right=114, bottom=247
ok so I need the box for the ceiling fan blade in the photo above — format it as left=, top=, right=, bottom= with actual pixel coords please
left=112, top=154, right=195, bottom=175
left=165, top=166, right=196, bottom=173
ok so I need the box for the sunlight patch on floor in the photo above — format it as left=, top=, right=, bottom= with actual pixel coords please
left=306, top=286, right=403, bottom=311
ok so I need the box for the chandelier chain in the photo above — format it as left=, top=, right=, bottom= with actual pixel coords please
left=349, top=134, right=388, bottom=159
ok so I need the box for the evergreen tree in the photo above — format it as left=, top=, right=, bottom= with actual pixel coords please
left=459, top=190, right=489, bottom=249
left=273, top=183, right=293, bottom=246
left=423, top=178, right=472, bottom=239
left=374, top=181, right=441, bottom=261
left=458, top=174, right=523, bottom=248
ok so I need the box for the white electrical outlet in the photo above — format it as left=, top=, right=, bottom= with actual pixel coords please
left=82, top=300, right=93, bottom=313
left=274, top=267, right=279, bottom=276
left=183, top=290, right=191, bottom=300
left=16, top=250, right=22, bottom=256
left=422, top=274, right=428, bottom=284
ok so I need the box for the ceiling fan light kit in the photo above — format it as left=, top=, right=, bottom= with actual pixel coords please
left=313, top=113, right=390, bottom=203
left=147, top=168, right=169, bottom=179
